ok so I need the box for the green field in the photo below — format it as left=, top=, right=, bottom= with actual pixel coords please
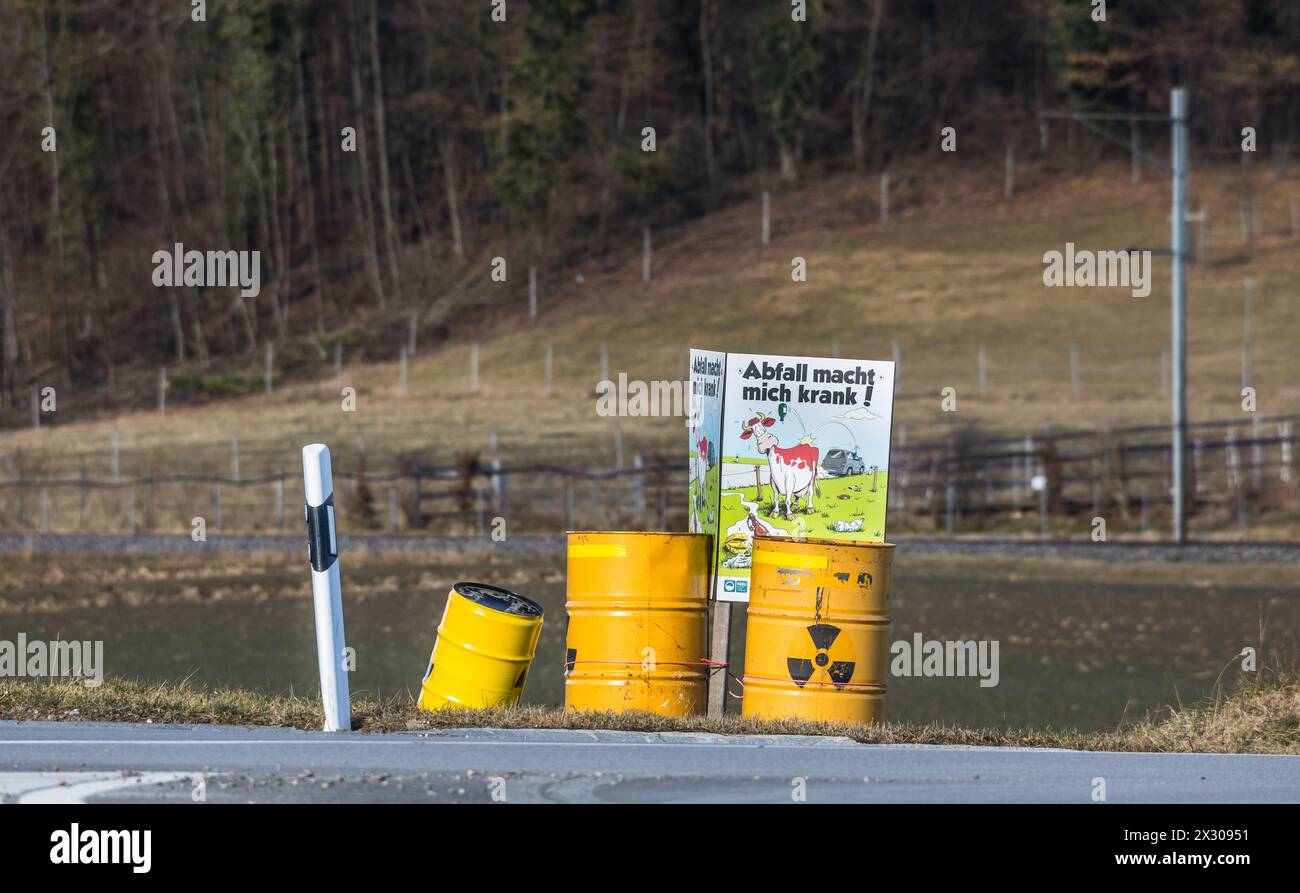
left=718, top=470, right=889, bottom=542
left=5, top=548, right=1294, bottom=732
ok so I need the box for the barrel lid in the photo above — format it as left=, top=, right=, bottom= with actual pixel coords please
left=453, top=582, right=544, bottom=617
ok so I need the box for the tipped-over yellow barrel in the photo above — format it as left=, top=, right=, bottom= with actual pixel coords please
left=418, top=582, right=544, bottom=711
left=742, top=537, right=892, bottom=725
left=565, top=531, right=710, bottom=716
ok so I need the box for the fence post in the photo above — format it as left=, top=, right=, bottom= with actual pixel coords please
left=708, top=601, right=732, bottom=718
left=945, top=482, right=956, bottom=536
left=1225, top=428, right=1238, bottom=489
left=978, top=343, right=988, bottom=396
left=231, top=433, right=240, bottom=482
left=399, top=345, right=408, bottom=394
left=411, top=469, right=422, bottom=528
left=1280, top=421, right=1293, bottom=483
left=494, top=458, right=506, bottom=517
left=1010, top=450, right=1020, bottom=512
left=470, top=343, right=479, bottom=393
left=544, top=342, right=553, bottom=397
left=79, top=469, right=87, bottom=528
left=1091, top=456, right=1101, bottom=517
left=896, top=424, right=907, bottom=512
left=1242, top=278, right=1255, bottom=394
left=643, top=226, right=652, bottom=282
left=264, top=341, right=274, bottom=395
left=1251, top=414, right=1263, bottom=491
left=1038, top=464, right=1049, bottom=538
left=1227, top=429, right=1246, bottom=529
left=1140, top=481, right=1149, bottom=533
left=891, top=338, right=901, bottom=396
left=1130, top=118, right=1141, bottom=184
left=529, top=265, right=538, bottom=321
left=1196, top=202, right=1209, bottom=261
left=761, top=191, right=770, bottom=245
left=1192, top=438, right=1205, bottom=495
left=1004, top=143, right=1015, bottom=199
left=1025, top=434, right=1035, bottom=498
left=213, top=480, right=222, bottom=534
left=158, top=367, right=167, bottom=416
left=276, top=471, right=285, bottom=529
left=879, top=171, right=889, bottom=223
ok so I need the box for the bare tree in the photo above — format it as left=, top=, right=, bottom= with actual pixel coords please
left=368, top=0, right=401, bottom=298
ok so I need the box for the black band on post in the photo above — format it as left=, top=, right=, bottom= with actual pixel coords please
left=305, top=495, right=337, bottom=572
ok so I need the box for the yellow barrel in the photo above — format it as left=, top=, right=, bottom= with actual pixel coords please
left=418, top=582, right=544, bottom=711
left=742, top=537, right=892, bottom=725
left=565, top=532, right=710, bottom=716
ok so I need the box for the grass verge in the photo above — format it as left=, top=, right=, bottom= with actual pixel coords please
left=2, top=673, right=1297, bottom=754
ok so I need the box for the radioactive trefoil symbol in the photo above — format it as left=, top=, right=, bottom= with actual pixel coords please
left=787, top=623, right=856, bottom=688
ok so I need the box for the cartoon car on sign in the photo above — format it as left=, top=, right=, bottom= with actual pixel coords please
left=822, top=448, right=865, bottom=477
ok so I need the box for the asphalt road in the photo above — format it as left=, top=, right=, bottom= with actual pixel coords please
left=2, top=720, right=1297, bottom=804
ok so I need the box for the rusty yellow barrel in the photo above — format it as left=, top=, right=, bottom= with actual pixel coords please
left=742, top=537, right=892, bottom=725
left=565, top=532, right=710, bottom=716
left=418, top=582, right=544, bottom=711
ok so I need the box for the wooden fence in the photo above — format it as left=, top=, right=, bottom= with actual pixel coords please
left=0, top=415, right=1294, bottom=537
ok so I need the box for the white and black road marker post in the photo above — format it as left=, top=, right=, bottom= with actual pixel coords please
left=302, top=443, right=351, bottom=732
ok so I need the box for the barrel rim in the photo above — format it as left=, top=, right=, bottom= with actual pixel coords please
left=752, top=534, right=895, bottom=550
left=452, top=581, right=545, bottom=617
left=566, top=530, right=711, bottom=539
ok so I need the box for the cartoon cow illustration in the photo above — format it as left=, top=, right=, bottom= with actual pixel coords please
left=740, top=411, right=819, bottom=519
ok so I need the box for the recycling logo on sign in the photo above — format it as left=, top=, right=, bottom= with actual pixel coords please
left=786, top=623, right=856, bottom=688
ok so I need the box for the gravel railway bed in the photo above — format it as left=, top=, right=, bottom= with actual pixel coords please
left=0, top=532, right=1296, bottom=564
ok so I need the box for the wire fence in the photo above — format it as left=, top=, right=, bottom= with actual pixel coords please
left=1, top=414, right=1294, bottom=538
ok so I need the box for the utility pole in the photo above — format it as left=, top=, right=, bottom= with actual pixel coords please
left=1170, top=87, right=1188, bottom=543
left=1038, top=88, right=1189, bottom=542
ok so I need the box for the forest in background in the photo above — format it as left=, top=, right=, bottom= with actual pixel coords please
left=0, top=0, right=1297, bottom=415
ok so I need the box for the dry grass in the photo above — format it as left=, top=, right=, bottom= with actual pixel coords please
left=6, top=161, right=1299, bottom=482
left=3, top=671, right=1297, bottom=754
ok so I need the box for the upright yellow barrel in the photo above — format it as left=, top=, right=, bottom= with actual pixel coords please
left=565, top=532, right=710, bottom=716
left=742, top=537, right=892, bottom=725
left=418, top=582, right=544, bottom=711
